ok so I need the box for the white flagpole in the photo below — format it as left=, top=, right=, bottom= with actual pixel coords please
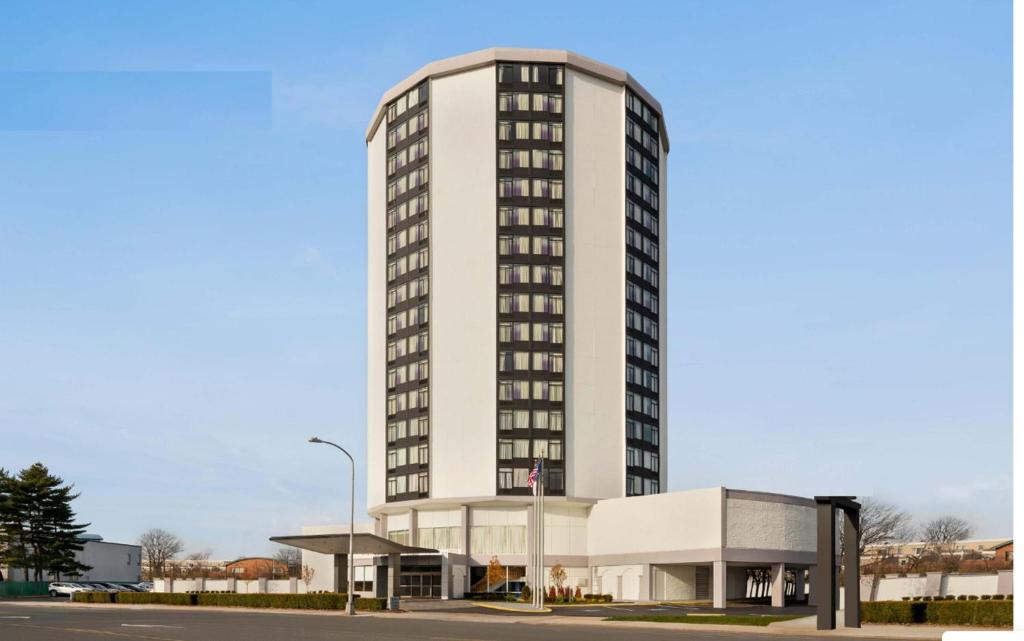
left=540, top=456, right=545, bottom=606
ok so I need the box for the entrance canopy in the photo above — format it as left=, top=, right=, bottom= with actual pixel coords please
left=270, top=533, right=437, bottom=556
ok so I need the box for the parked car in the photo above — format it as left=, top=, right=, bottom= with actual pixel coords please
left=99, top=583, right=132, bottom=592
left=135, top=582, right=153, bottom=591
left=82, top=582, right=118, bottom=593
left=48, top=582, right=87, bottom=597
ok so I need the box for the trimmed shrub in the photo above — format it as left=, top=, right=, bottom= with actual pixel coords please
left=957, top=595, right=968, bottom=601
left=901, top=596, right=911, bottom=601
left=967, top=595, right=979, bottom=601
left=117, top=592, right=196, bottom=606
left=196, top=593, right=347, bottom=610
left=72, top=592, right=116, bottom=604
left=993, top=594, right=1006, bottom=600
left=355, top=597, right=387, bottom=611
left=862, top=600, right=1012, bottom=627
left=520, top=585, right=532, bottom=603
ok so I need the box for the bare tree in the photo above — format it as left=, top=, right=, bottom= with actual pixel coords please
left=923, top=516, right=972, bottom=562
left=858, top=498, right=915, bottom=556
left=182, top=549, right=213, bottom=578
left=274, top=547, right=302, bottom=578
left=139, top=528, right=184, bottom=579
left=300, top=564, right=317, bottom=591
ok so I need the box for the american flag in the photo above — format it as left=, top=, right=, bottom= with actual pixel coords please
left=527, top=459, right=543, bottom=489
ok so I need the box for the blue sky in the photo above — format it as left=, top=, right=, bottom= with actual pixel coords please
left=0, top=1, right=1010, bottom=558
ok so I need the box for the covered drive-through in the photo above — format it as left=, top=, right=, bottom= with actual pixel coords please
left=270, top=533, right=437, bottom=600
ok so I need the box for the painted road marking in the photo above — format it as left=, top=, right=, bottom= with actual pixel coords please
left=0, top=616, right=31, bottom=619
left=121, top=624, right=184, bottom=628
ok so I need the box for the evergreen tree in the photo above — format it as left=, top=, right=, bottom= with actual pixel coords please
left=0, top=464, right=91, bottom=581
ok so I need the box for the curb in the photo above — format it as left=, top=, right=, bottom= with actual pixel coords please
left=470, top=602, right=551, bottom=613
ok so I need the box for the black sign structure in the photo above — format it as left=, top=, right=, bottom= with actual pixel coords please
left=815, top=496, right=861, bottom=630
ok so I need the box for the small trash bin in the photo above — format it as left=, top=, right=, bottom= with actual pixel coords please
left=388, top=596, right=400, bottom=611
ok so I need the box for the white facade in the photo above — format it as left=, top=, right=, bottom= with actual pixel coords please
left=3, top=540, right=141, bottom=583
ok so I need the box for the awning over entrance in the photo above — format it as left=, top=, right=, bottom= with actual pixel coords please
left=270, top=533, right=437, bottom=556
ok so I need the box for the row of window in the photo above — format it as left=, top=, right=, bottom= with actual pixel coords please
left=498, top=235, right=564, bottom=257
left=627, top=200, right=658, bottom=237
left=627, top=227, right=660, bottom=262
left=387, top=222, right=429, bottom=256
left=626, top=92, right=659, bottom=133
left=626, top=363, right=658, bottom=393
left=387, top=443, right=430, bottom=470
left=626, top=309, right=659, bottom=340
left=498, top=121, right=564, bottom=143
left=387, top=359, right=429, bottom=388
left=626, top=116, right=659, bottom=157
left=626, top=281, right=659, bottom=313
left=386, top=84, right=428, bottom=124
left=498, top=92, right=564, bottom=114
left=498, top=148, right=564, bottom=171
left=498, top=380, right=564, bottom=402
left=387, top=110, right=429, bottom=149
left=626, top=390, right=659, bottom=419
left=626, top=335, right=659, bottom=367
left=387, top=276, right=429, bottom=309
left=626, top=173, right=659, bottom=210
left=498, top=438, right=563, bottom=461
left=499, top=321, right=564, bottom=344
left=387, top=139, right=428, bottom=176
left=499, top=466, right=564, bottom=490
left=497, top=64, right=564, bottom=86
left=498, top=178, right=563, bottom=200
left=387, top=331, right=429, bottom=361
left=386, top=472, right=429, bottom=497
left=387, top=386, right=430, bottom=415
left=627, top=446, right=660, bottom=472
left=499, top=293, right=563, bottom=315
left=627, top=145, right=658, bottom=184
left=499, top=351, right=564, bottom=373
left=387, top=166, right=428, bottom=202
left=386, top=416, right=429, bottom=442
left=498, top=408, right=564, bottom=431
left=627, top=474, right=659, bottom=496
left=498, top=264, right=563, bottom=286
left=387, top=248, right=428, bottom=282
left=499, top=206, right=564, bottom=228
left=626, top=419, right=660, bottom=446
left=387, top=194, right=429, bottom=230
left=627, top=254, right=658, bottom=288
left=387, top=304, right=429, bottom=336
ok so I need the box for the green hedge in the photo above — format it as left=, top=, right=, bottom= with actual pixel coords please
left=116, top=592, right=197, bottom=606
left=72, top=592, right=116, bottom=604
left=72, top=591, right=387, bottom=611
left=862, top=600, right=1012, bottom=627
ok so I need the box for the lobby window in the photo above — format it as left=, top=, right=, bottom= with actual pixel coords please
left=546, top=468, right=564, bottom=491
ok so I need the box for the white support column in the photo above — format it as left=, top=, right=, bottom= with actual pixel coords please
left=712, top=561, right=727, bottom=609
left=770, top=563, right=786, bottom=608
left=387, top=553, right=400, bottom=599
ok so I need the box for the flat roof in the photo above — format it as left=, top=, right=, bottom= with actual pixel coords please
left=365, top=47, right=669, bottom=152
left=270, top=532, right=437, bottom=556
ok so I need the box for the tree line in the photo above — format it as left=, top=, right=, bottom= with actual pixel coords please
left=0, top=463, right=92, bottom=581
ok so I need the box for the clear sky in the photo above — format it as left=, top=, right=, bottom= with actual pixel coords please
left=0, top=1, right=1010, bottom=559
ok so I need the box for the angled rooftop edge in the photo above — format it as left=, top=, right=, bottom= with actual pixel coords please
left=365, top=47, right=670, bottom=152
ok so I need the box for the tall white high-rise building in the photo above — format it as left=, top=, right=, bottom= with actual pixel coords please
left=367, top=48, right=667, bottom=514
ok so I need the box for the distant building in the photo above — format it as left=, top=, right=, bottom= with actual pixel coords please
left=863, top=538, right=1012, bottom=565
left=224, top=557, right=288, bottom=580
left=0, top=535, right=141, bottom=583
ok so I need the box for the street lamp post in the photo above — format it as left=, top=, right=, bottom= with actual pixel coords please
left=309, top=436, right=357, bottom=616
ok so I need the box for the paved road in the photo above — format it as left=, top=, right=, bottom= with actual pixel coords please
left=0, top=602, right=909, bottom=641
left=428, top=601, right=817, bottom=618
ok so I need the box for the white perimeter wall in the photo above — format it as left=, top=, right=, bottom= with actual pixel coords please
left=588, top=487, right=723, bottom=556
left=725, top=498, right=815, bottom=552
left=429, top=65, right=497, bottom=501
left=564, top=68, right=626, bottom=501
left=366, top=123, right=387, bottom=510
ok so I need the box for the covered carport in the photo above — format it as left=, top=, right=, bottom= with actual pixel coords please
left=270, top=532, right=437, bottom=599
